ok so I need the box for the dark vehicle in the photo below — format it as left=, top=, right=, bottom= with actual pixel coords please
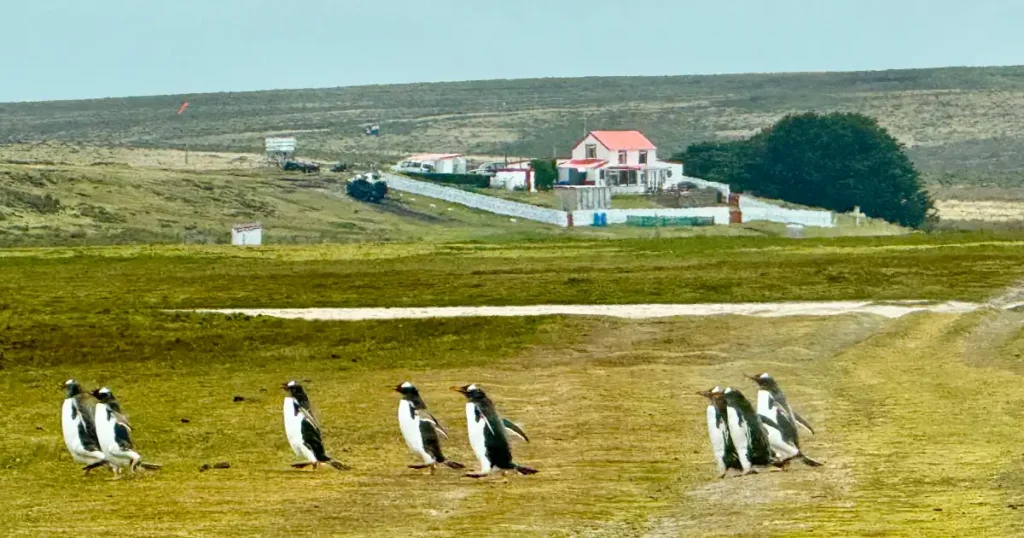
left=283, top=160, right=320, bottom=173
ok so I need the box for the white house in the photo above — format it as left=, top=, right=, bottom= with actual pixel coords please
left=489, top=160, right=536, bottom=191
left=558, top=131, right=673, bottom=194
left=231, top=223, right=262, bottom=246
left=392, top=153, right=468, bottom=174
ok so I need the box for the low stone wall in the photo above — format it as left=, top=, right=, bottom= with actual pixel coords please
left=383, top=174, right=568, bottom=226
left=739, top=196, right=834, bottom=227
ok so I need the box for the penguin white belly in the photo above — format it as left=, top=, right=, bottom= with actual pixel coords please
left=465, top=402, right=490, bottom=473
left=725, top=405, right=752, bottom=472
left=756, top=390, right=772, bottom=416
left=283, top=397, right=315, bottom=462
left=62, top=399, right=102, bottom=465
left=398, top=401, right=432, bottom=463
left=756, top=392, right=800, bottom=461
left=94, top=404, right=135, bottom=468
left=705, top=405, right=727, bottom=473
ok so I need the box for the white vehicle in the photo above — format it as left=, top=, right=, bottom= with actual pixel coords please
left=391, top=161, right=436, bottom=174
left=470, top=161, right=505, bottom=176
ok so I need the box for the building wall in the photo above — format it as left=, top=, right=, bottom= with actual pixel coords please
left=491, top=169, right=534, bottom=191
left=231, top=228, right=262, bottom=245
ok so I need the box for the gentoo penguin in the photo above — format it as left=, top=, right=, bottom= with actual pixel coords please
left=746, top=373, right=822, bottom=468
left=394, top=382, right=464, bottom=474
left=722, top=387, right=774, bottom=475
left=697, top=386, right=742, bottom=478
left=281, top=381, right=348, bottom=470
left=747, top=372, right=814, bottom=435
left=60, top=380, right=107, bottom=474
left=451, top=384, right=537, bottom=478
left=91, top=388, right=161, bottom=477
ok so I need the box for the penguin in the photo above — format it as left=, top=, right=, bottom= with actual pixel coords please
left=91, top=388, right=161, bottom=477
left=721, top=387, right=774, bottom=475
left=746, top=373, right=822, bottom=468
left=60, top=379, right=107, bottom=474
left=451, top=384, right=537, bottom=478
left=281, top=381, right=348, bottom=470
left=697, top=386, right=742, bottom=478
left=394, top=382, right=464, bottom=474
left=747, top=372, right=814, bottom=435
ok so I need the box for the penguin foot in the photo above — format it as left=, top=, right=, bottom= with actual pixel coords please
left=513, top=464, right=538, bottom=476
left=139, top=462, right=163, bottom=471
left=327, top=460, right=350, bottom=471
left=464, top=472, right=490, bottom=479
left=291, top=462, right=313, bottom=469
left=800, top=455, right=823, bottom=467
left=443, top=461, right=466, bottom=470
left=408, top=464, right=433, bottom=469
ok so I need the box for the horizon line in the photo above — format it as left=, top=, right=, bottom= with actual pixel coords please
left=3, top=62, right=1022, bottom=106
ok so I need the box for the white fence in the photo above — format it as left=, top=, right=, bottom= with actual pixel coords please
left=739, top=196, right=834, bottom=227
left=382, top=174, right=833, bottom=229
left=383, top=174, right=568, bottom=226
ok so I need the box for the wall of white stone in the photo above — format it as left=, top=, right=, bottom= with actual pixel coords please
left=383, top=174, right=568, bottom=226
left=739, top=196, right=834, bottom=227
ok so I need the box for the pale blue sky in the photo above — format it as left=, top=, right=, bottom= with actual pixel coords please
left=3, top=0, right=1023, bottom=102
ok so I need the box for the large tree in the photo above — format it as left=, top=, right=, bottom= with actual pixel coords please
left=678, top=112, right=933, bottom=227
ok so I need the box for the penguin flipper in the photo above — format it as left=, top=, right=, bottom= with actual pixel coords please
left=501, top=419, right=529, bottom=442
left=418, top=419, right=447, bottom=463
left=795, top=413, right=815, bottom=434
left=420, top=413, right=448, bottom=439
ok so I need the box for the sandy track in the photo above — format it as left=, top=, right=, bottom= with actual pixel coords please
left=192, top=300, right=1023, bottom=321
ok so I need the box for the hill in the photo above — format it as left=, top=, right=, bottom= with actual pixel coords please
left=0, top=147, right=563, bottom=246
left=3, top=66, right=1024, bottom=195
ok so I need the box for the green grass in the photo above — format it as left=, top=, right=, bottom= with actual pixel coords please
left=3, top=234, right=1024, bottom=315
left=3, top=65, right=1024, bottom=192
left=3, top=238, right=1024, bottom=535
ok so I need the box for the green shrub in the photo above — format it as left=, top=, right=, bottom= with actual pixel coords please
left=531, top=159, right=557, bottom=191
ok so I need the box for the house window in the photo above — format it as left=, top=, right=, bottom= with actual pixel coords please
left=618, top=151, right=627, bottom=164
left=639, top=150, right=648, bottom=165
left=585, top=144, right=597, bottom=159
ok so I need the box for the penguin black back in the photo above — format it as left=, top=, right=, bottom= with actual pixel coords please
left=723, top=388, right=772, bottom=466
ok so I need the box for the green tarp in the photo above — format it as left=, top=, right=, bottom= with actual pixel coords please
left=625, top=215, right=715, bottom=227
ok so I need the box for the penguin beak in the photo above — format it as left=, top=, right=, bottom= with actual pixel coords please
left=450, top=386, right=467, bottom=395
left=745, top=374, right=761, bottom=383
left=393, top=384, right=405, bottom=393
left=697, top=390, right=712, bottom=399
left=280, top=383, right=290, bottom=390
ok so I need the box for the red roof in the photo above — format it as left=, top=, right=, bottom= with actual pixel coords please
left=589, top=131, right=656, bottom=151
left=559, top=158, right=608, bottom=169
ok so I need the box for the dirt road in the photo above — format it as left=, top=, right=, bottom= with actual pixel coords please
left=194, top=300, right=1022, bottom=321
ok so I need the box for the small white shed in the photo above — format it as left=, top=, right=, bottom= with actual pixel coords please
left=231, top=223, right=262, bottom=246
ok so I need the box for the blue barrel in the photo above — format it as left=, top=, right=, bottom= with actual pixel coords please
left=599, top=213, right=608, bottom=226
left=593, top=213, right=601, bottom=226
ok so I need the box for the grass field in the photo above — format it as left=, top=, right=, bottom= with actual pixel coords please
left=3, top=235, right=1024, bottom=535
left=3, top=66, right=1024, bottom=195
